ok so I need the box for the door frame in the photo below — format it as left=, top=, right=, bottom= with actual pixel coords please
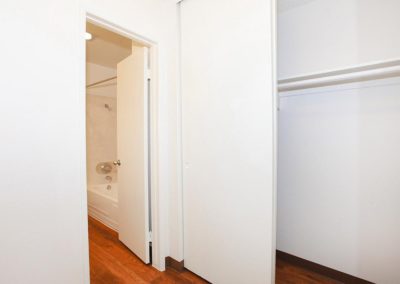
left=84, top=13, right=163, bottom=271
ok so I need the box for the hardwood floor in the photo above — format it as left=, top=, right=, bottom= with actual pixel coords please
left=88, top=217, right=207, bottom=284
left=276, top=258, right=342, bottom=284
left=89, top=217, right=339, bottom=283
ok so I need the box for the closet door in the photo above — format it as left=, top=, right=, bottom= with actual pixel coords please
left=181, top=0, right=276, bottom=283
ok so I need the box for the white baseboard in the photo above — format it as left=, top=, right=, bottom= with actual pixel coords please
left=88, top=204, right=119, bottom=232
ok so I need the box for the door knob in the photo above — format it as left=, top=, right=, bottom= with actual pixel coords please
left=113, top=160, right=121, bottom=166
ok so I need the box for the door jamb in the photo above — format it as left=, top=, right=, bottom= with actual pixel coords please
left=85, top=13, right=163, bottom=271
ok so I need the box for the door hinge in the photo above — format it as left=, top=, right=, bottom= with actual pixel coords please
left=148, top=230, right=152, bottom=241
left=146, top=69, right=151, bottom=79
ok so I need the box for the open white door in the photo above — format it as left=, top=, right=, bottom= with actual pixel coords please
left=116, top=46, right=150, bottom=264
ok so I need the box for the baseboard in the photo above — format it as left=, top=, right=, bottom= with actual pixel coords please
left=165, top=257, right=185, bottom=272
left=88, top=204, right=118, bottom=232
left=276, top=250, right=374, bottom=284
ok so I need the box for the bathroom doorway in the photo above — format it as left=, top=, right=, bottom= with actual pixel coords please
left=85, top=20, right=155, bottom=268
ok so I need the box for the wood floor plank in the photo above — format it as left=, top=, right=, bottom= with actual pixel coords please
left=88, top=217, right=207, bottom=284
left=89, top=216, right=339, bottom=283
left=276, top=258, right=342, bottom=284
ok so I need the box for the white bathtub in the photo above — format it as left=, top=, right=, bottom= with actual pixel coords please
left=87, top=183, right=119, bottom=231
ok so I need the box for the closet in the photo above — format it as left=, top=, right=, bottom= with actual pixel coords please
left=277, top=1, right=400, bottom=283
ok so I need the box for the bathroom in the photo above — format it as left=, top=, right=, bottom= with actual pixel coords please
left=86, top=78, right=119, bottom=230
left=85, top=19, right=155, bottom=270
left=85, top=22, right=131, bottom=231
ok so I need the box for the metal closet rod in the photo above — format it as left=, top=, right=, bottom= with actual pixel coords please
left=86, top=76, right=117, bottom=88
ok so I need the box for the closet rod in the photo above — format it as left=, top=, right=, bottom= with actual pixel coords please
left=86, top=76, right=117, bottom=88
left=278, top=59, right=400, bottom=92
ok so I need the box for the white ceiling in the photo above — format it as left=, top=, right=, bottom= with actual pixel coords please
left=86, top=22, right=132, bottom=69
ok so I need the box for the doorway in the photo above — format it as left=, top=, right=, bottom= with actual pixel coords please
left=85, top=20, right=153, bottom=269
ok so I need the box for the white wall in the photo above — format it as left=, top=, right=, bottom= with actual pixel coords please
left=181, top=0, right=276, bottom=283
left=278, top=1, right=400, bottom=283
left=278, top=0, right=400, bottom=79
left=0, top=1, right=88, bottom=283
left=0, top=0, right=180, bottom=283
left=278, top=78, right=400, bottom=283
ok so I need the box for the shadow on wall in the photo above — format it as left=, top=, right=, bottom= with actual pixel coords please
left=278, top=0, right=319, bottom=13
